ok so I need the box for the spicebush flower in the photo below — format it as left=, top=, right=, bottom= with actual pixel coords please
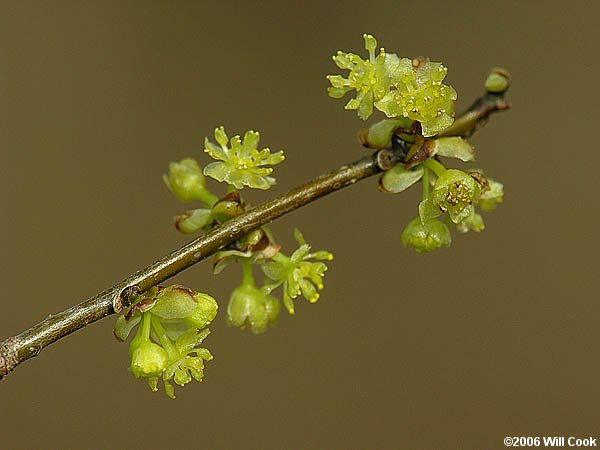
left=375, top=58, right=457, bottom=136
left=401, top=217, right=451, bottom=253
left=157, top=327, right=213, bottom=399
left=327, top=34, right=400, bottom=120
left=227, top=283, right=280, bottom=334
left=419, top=169, right=479, bottom=224
left=203, top=126, right=285, bottom=190
left=130, top=341, right=169, bottom=379
left=262, top=229, right=332, bottom=315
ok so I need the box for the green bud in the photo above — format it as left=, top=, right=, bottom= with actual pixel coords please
left=210, top=192, right=245, bottom=223
left=151, top=286, right=218, bottom=330
left=130, top=341, right=168, bottom=378
left=401, top=218, right=451, bottom=252
left=151, top=286, right=198, bottom=320
left=236, top=228, right=269, bottom=254
left=245, top=229, right=265, bottom=248
left=184, top=293, right=218, bottom=329
left=227, top=284, right=280, bottom=334
left=163, top=158, right=207, bottom=202
left=430, top=169, right=479, bottom=224
left=484, top=67, right=511, bottom=93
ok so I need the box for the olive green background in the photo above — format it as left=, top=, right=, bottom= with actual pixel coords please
left=1, top=1, right=598, bottom=449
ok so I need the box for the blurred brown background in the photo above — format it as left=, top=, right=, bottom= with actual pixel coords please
left=1, top=1, right=598, bottom=449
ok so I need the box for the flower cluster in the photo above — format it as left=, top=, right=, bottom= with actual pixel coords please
left=377, top=128, right=504, bottom=252
left=409, top=165, right=503, bottom=252
left=224, top=229, right=333, bottom=333
left=141, top=36, right=510, bottom=401
left=327, top=34, right=457, bottom=136
left=163, top=127, right=285, bottom=235
left=115, top=285, right=218, bottom=398
left=161, top=126, right=333, bottom=339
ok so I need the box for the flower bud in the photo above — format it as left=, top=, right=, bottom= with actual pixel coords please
left=401, top=218, right=451, bottom=253
left=184, top=293, right=218, bottom=329
left=210, top=192, right=245, bottom=223
left=163, top=158, right=207, bottom=202
left=152, top=286, right=218, bottom=330
left=227, top=284, right=280, bottom=334
left=151, top=285, right=198, bottom=320
left=130, top=342, right=168, bottom=378
left=484, top=67, right=511, bottom=94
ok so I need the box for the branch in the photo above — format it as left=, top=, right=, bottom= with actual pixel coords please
left=0, top=80, right=510, bottom=380
left=0, top=148, right=399, bottom=380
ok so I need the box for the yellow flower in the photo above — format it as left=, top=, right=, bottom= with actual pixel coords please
left=203, top=126, right=284, bottom=190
